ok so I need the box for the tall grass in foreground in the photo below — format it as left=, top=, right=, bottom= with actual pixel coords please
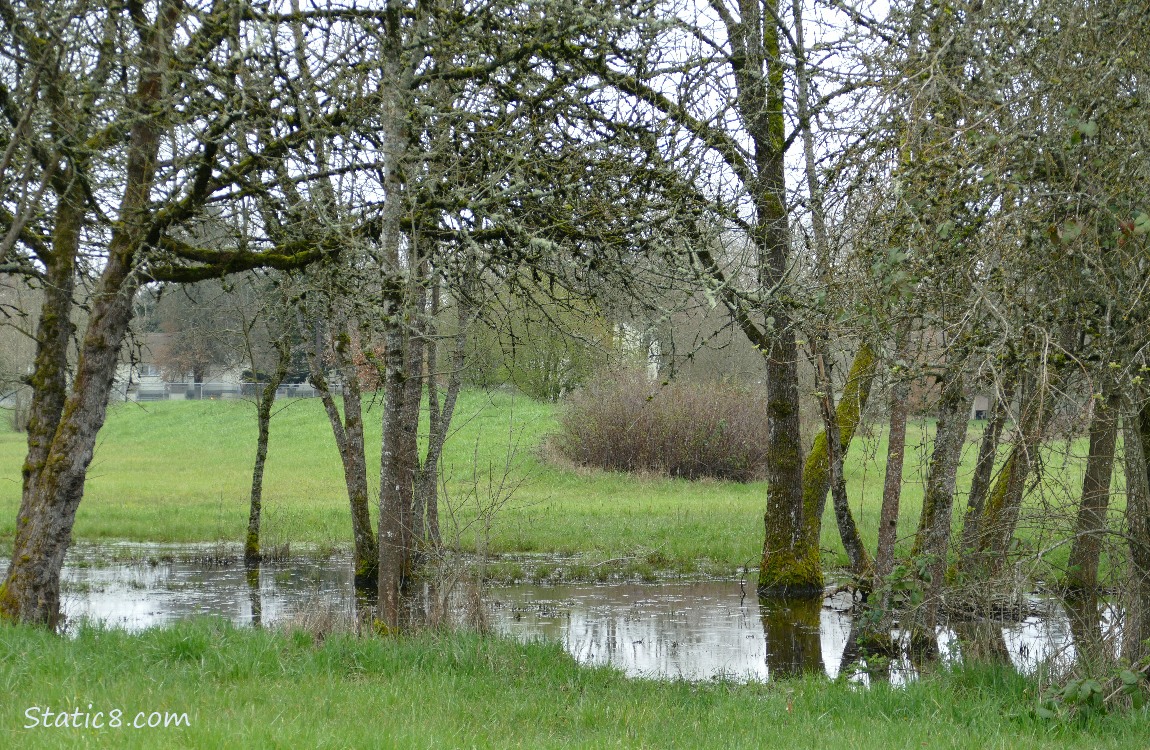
left=0, top=618, right=1145, bottom=749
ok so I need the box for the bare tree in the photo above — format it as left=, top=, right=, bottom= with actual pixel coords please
left=0, top=0, right=351, bottom=626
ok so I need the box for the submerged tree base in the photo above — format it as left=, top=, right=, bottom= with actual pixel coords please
left=757, top=547, right=824, bottom=599
left=757, top=582, right=825, bottom=598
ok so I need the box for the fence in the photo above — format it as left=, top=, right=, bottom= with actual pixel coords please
left=121, top=381, right=337, bottom=402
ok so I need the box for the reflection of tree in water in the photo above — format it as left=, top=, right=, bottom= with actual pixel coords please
left=245, top=564, right=261, bottom=627
left=953, top=620, right=1010, bottom=664
left=760, top=597, right=824, bottom=679
left=1063, top=594, right=1107, bottom=669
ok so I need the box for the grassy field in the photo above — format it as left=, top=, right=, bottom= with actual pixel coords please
left=0, top=618, right=1145, bottom=749
left=0, top=395, right=1135, bottom=748
left=0, top=390, right=1105, bottom=574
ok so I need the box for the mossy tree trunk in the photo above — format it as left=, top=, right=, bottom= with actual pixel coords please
left=378, top=304, right=408, bottom=629
left=375, top=0, right=416, bottom=629
left=971, top=376, right=1047, bottom=575
left=1065, top=391, right=1119, bottom=593
left=1, top=3, right=175, bottom=626
left=245, top=338, right=292, bottom=563
left=957, top=379, right=1013, bottom=571
left=810, top=344, right=877, bottom=582
left=2, top=246, right=144, bottom=627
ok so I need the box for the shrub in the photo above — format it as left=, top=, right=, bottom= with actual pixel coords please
left=553, top=370, right=770, bottom=481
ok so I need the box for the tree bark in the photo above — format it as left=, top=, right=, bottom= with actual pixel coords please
left=306, top=313, right=377, bottom=582
left=0, top=0, right=178, bottom=626
left=402, top=283, right=426, bottom=551
left=860, top=363, right=911, bottom=651
left=913, top=374, right=972, bottom=633
left=375, top=0, right=416, bottom=630
left=812, top=346, right=875, bottom=581
left=957, top=380, right=1013, bottom=571
left=378, top=310, right=408, bottom=629
left=1122, top=406, right=1150, bottom=665
left=875, top=372, right=909, bottom=585
left=1065, top=392, right=1119, bottom=593
left=245, top=339, right=291, bottom=563
left=974, top=376, right=1047, bottom=575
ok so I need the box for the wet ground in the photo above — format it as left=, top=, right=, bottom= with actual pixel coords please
left=1, top=543, right=1115, bottom=681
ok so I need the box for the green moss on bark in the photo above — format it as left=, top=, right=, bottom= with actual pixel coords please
left=802, top=344, right=877, bottom=540
left=244, top=532, right=260, bottom=562
left=0, top=581, right=15, bottom=622
left=758, top=541, right=823, bottom=598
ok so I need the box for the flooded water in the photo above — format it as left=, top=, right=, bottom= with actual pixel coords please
left=489, top=582, right=852, bottom=680
left=0, top=543, right=1115, bottom=682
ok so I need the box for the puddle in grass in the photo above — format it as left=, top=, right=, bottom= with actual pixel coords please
left=0, top=543, right=1117, bottom=682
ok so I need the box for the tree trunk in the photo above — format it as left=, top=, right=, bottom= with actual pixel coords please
left=375, top=1, right=415, bottom=629
left=803, top=345, right=879, bottom=531
left=378, top=310, right=408, bottom=629
left=0, top=1, right=175, bottom=625
left=912, top=376, right=971, bottom=557
left=975, top=377, right=1047, bottom=575
left=875, top=372, right=909, bottom=585
left=245, top=340, right=291, bottom=563
left=0, top=255, right=140, bottom=626
left=402, top=285, right=426, bottom=552
left=1122, top=406, right=1150, bottom=665
left=306, top=313, right=377, bottom=583
left=957, top=381, right=1013, bottom=571
left=812, top=346, right=875, bottom=581
left=757, top=327, right=819, bottom=597
left=913, top=375, right=971, bottom=634
left=1065, top=392, right=1119, bottom=593
left=860, top=366, right=910, bottom=651
left=415, top=285, right=468, bottom=549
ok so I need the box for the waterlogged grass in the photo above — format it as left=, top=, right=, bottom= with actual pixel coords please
left=0, top=391, right=1105, bottom=574
left=0, top=619, right=1144, bottom=749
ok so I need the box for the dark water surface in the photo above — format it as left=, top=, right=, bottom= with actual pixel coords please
left=1, top=543, right=1111, bottom=681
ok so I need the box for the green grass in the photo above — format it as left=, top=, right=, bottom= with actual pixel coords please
left=0, top=391, right=1106, bottom=574
left=0, top=618, right=1144, bottom=749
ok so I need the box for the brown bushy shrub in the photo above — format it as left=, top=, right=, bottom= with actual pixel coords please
left=553, top=370, right=770, bottom=481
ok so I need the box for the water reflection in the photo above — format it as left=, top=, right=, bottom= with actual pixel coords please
left=51, top=543, right=354, bottom=629
left=487, top=583, right=854, bottom=680
left=759, top=597, right=826, bottom=678
left=0, top=543, right=1114, bottom=682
